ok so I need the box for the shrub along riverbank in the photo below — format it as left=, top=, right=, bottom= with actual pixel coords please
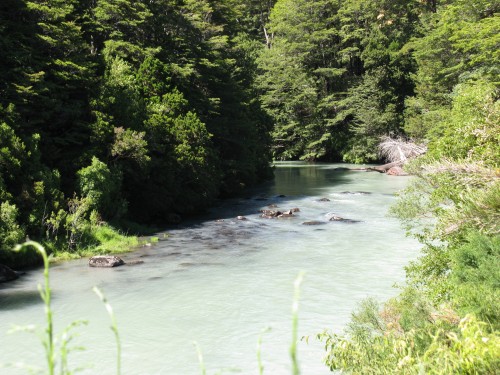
left=0, top=212, right=164, bottom=269
left=319, top=155, right=499, bottom=373
left=318, top=2, right=500, bottom=369
left=316, top=1, right=499, bottom=372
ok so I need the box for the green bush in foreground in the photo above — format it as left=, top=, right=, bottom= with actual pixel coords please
left=320, top=57, right=499, bottom=371
left=320, top=300, right=499, bottom=374
left=320, top=159, right=499, bottom=373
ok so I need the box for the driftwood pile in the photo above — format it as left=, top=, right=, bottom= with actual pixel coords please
left=368, top=136, right=427, bottom=175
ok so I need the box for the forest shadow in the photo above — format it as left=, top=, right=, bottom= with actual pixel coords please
left=0, top=289, right=43, bottom=311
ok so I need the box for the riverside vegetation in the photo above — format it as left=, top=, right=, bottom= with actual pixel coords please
left=1, top=0, right=499, bottom=373
left=315, top=1, right=500, bottom=373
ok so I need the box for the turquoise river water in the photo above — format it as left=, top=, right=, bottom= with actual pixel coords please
left=0, top=162, right=421, bottom=374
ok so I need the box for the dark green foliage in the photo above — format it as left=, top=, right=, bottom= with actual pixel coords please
left=77, top=157, right=124, bottom=219
left=404, top=0, right=500, bottom=140
left=320, top=1, right=499, bottom=372
left=428, top=80, right=500, bottom=166
left=0, top=202, right=25, bottom=254
left=0, top=0, right=273, bottom=265
left=257, top=0, right=346, bottom=161
left=257, top=0, right=422, bottom=162
left=451, top=233, right=500, bottom=326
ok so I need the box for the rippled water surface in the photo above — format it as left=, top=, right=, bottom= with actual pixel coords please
left=0, top=163, right=420, bottom=374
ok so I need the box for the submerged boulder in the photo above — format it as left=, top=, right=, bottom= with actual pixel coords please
left=329, top=216, right=361, bottom=224
left=302, top=221, right=326, bottom=226
left=317, top=198, right=331, bottom=202
left=332, top=167, right=350, bottom=171
left=126, top=259, right=144, bottom=266
left=340, top=191, right=372, bottom=195
left=89, top=255, right=125, bottom=268
left=0, top=264, right=19, bottom=283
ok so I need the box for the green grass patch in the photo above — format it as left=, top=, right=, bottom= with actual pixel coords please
left=50, top=225, right=140, bottom=262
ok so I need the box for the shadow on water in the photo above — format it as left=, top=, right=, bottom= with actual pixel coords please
left=0, top=289, right=43, bottom=311
left=170, top=164, right=358, bottom=228
left=141, top=163, right=370, bottom=266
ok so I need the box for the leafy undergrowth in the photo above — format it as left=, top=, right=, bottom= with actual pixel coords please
left=50, top=225, right=141, bottom=261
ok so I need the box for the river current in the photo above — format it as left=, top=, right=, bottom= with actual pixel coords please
left=0, top=162, right=420, bottom=374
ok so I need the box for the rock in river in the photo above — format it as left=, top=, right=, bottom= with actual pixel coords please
left=317, top=198, right=331, bottom=202
left=126, top=259, right=145, bottom=266
left=0, top=264, right=19, bottom=283
left=259, top=209, right=282, bottom=218
left=302, top=221, right=326, bottom=225
left=89, top=255, right=125, bottom=268
left=329, top=216, right=361, bottom=224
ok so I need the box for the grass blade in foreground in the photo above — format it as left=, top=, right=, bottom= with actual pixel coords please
left=290, top=272, right=304, bottom=375
left=15, top=241, right=55, bottom=375
left=257, top=327, right=271, bottom=375
left=93, top=286, right=121, bottom=375
left=193, top=341, right=207, bottom=375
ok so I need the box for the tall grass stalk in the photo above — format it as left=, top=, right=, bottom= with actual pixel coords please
left=290, top=272, right=304, bottom=375
left=15, top=241, right=55, bottom=375
left=59, top=320, right=87, bottom=375
left=193, top=341, right=207, bottom=375
left=93, top=286, right=121, bottom=375
left=257, top=327, right=271, bottom=375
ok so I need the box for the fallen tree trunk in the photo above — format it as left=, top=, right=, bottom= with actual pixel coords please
left=367, top=160, right=403, bottom=173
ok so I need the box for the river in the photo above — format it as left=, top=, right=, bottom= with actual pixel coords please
left=0, top=162, right=420, bottom=374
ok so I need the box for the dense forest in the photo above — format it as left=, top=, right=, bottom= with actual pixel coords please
left=1, top=0, right=278, bottom=265
left=308, top=1, right=498, bottom=373
left=0, top=0, right=499, bottom=372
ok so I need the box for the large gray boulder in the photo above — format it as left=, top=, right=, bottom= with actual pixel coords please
left=0, top=264, right=19, bottom=283
left=89, top=255, right=125, bottom=268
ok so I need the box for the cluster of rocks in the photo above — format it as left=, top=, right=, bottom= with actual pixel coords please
left=259, top=207, right=300, bottom=219
left=253, top=198, right=362, bottom=225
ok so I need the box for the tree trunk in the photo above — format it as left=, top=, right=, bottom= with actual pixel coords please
left=367, top=160, right=403, bottom=173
